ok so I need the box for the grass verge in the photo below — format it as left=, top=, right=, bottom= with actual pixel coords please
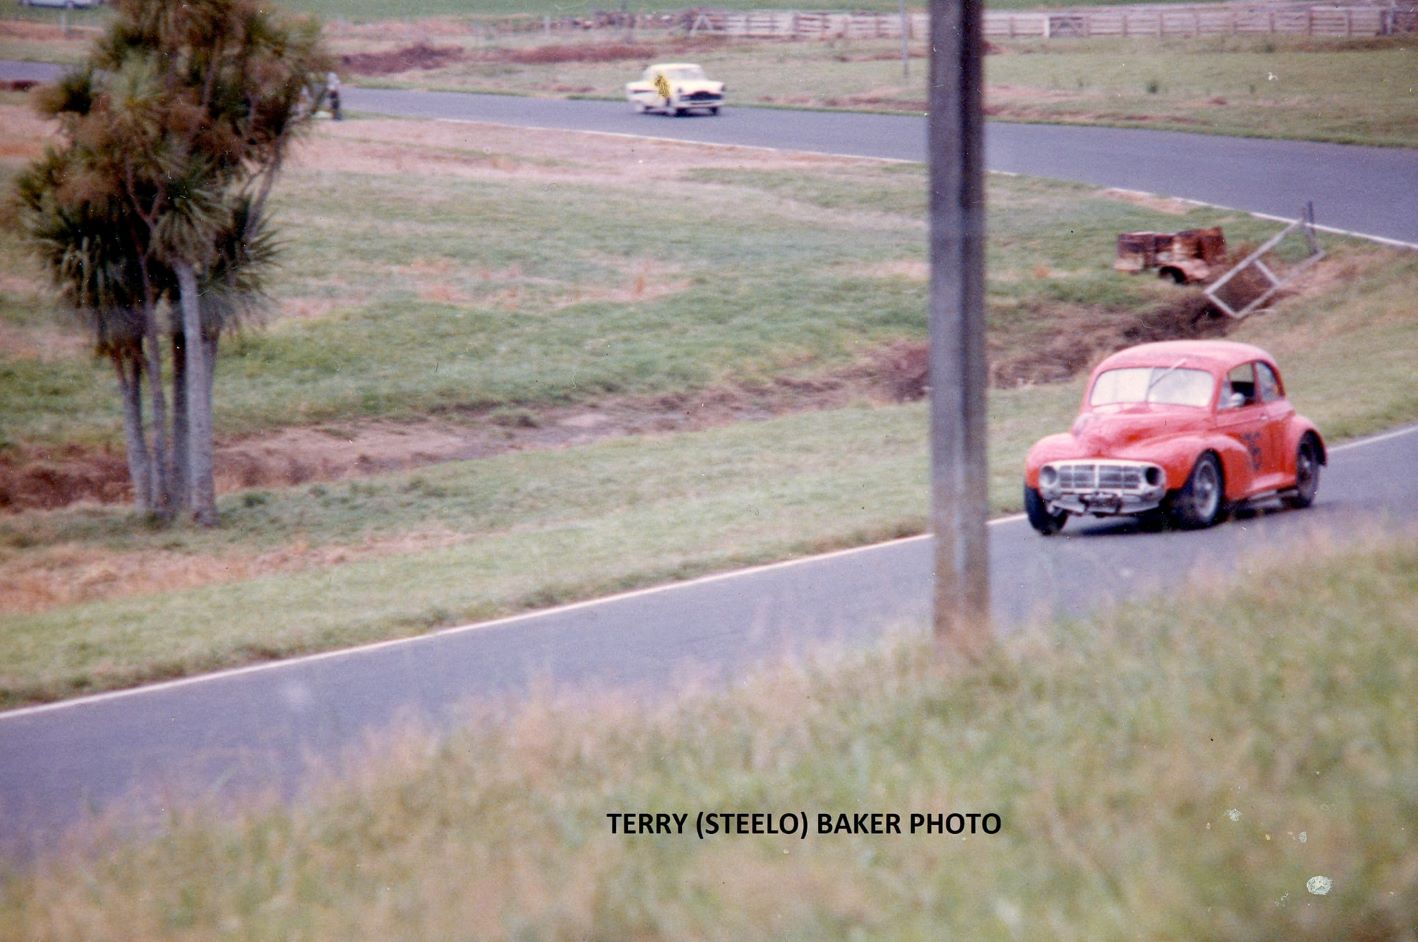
left=3, top=534, right=1415, bottom=940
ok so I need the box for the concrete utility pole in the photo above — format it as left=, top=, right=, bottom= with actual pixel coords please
left=900, top=0, right=911, bottom=79
left=927, top=0, right=990, bottom=656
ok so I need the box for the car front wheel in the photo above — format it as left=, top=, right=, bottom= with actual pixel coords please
left=1024, top=485, right=1068, bottom=536
left=1171, top=453, right=1224, bottom=529
left=1284, top=434, right=1322, bottom=509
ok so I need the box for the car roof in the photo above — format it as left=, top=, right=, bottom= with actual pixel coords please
left=1094, top=340, right=1277, bottom=375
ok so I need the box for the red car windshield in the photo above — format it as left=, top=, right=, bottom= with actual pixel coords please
left=1089, top=366, right=1214, bottom=408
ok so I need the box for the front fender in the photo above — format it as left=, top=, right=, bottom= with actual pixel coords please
left=1112, top=435, right=1255, bottom=500
left=1024, top=433, right=1083, bottom=487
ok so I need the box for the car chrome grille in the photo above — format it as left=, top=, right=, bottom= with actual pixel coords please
left=684, top=91, right=721, bottom=102
left=1056, top=463, right=1144, bottom=492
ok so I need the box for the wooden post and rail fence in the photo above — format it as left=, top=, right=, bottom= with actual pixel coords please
left=510, top=3, right=1415, bottom=39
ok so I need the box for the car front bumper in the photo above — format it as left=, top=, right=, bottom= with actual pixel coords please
left=1038, top=459, right=1168, bottom=516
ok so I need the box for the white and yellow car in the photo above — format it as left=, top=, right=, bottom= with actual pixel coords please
left=626, top=63, right=724, bottom=116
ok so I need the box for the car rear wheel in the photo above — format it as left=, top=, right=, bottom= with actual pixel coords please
left=709, top=106, right=720, bottom=115
left=1024, top=485, right=1068, bottom=536
left=1171, top=453, right=1224, bottom=529
left=1284, top=434, right=1321, bottom=509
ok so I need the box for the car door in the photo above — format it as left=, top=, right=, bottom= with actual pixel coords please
left=1254, top=360, right=1292, bottom=485
left=1214, top=362, right=1268, bottom=494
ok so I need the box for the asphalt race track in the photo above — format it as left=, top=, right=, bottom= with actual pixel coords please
left=1, top=57, right=1416, bottom=857
left=2, top=426, right=1416, bottom=857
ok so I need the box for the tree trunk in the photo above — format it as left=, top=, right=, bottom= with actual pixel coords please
left=141, top=298, right=173, bottom=518
left=176, top=261, right=218, bottom=526
left=114, top=354, right=153, bottom=513
left=170, top=329, right=190, bottom=512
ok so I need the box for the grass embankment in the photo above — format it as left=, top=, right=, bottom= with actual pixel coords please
left=3, top=112, right=1416, bottom=707
left=4, top=536, right=1416, bottom=940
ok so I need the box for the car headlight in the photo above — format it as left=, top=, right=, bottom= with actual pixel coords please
left=1144, top=466, right=1163, bottom=489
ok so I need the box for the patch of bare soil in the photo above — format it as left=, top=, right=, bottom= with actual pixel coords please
left=0, top=104, right=57, bottom=164
left=340, top=42, right=465, bottom=76
left=288, top=117, right=862, bottom=187
left=0, top=20, right=97, bottom=42
left=1096, top=187, right=1194, bottom=215
left=337, top=37, right=729, bottom=78
left=0, top=530, right=466, bottom=615
left=0, top=321, right=91, bottom=361
left=0, top=341, right=928, bottom=513
left=0, top=288, right=1235, bottom=513
left=991, top=293, right=1230, bottom=387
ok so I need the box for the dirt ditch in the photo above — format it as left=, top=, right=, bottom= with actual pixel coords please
left=338, top=38, right=731, bottom=76
left=0, top=342, right=927, bottom=513
left=0, top=289, right=1238, bottom=515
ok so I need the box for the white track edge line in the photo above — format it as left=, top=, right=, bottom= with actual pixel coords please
left=433, top=121, right=1417, bottom=249
left=6, top=424, right=1416, bottom=721
left=0, top=521, right=999, bottom=720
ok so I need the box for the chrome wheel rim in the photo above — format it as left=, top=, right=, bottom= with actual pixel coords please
left=1296, top=443, right=1318, bottom=498
left=1194, top=461, right=1220, bottom=519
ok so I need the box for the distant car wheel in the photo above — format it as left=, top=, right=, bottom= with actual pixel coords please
left=709, top=106, right=720, bottom=115
left=1171, top=453, right=1224, bottom=529
left=1284, top=434, right=1322, bottom=509
left=1024, top=485, right=1067, bottom=536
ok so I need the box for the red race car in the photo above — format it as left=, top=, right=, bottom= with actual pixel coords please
left=1023, top=340, right=1325, bottom=535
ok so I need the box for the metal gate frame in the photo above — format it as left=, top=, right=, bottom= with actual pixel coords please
left=1204, top=203, right=1325, bottom=319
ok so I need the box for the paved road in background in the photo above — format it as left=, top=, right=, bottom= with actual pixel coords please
left=4, top=58, right=1417, bottom=245
left=3, top=426, right=1416, bottom=858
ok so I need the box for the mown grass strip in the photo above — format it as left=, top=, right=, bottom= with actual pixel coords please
left=3, top=534, right=1414, bottom=940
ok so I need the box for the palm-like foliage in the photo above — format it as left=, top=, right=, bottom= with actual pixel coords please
left=15, top=0, right=330, bottom=524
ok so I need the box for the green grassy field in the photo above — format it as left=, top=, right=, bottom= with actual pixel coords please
left=0, top=120, right=1281, bottom=447
left=5, top=534, right=1415, bottom=940
left=3, top=108, right=1416, bottom=707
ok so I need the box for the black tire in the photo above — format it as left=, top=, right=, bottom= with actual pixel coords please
left=1138, top=508, right=1169, bottom=532
left=1284, top=434, right=1322, bottom=509
left=1024, top=485, right=1067, bottom=536
left=709, top=106, right=720, bottom=115
left=1171, top=453, right=1225, bottom=530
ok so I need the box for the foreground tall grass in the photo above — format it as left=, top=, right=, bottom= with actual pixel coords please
left=4, top=535, right=1415, bottom=940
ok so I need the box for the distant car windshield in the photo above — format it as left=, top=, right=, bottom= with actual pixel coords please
left=1089, top=366, right=1215, bottom=408
left=657, top=66, right=706, bottom=80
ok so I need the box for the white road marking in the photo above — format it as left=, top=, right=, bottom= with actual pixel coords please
left=432, top=120, right=1417, bottom=250
left=8, top=421, right=1415, bottom=721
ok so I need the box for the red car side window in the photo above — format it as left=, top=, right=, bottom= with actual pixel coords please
left=1223, top=363, right=1257, bottom=408
left=1256, top=361, right=1282, bottom=402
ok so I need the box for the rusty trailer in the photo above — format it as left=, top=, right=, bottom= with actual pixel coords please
left=1115, top=226, right=1227, bottom=283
